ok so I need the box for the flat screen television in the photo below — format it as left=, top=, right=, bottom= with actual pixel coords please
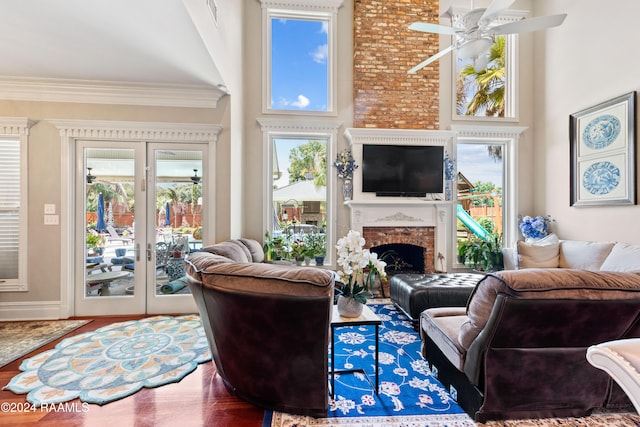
left=362, top=144, right=444, bottom=197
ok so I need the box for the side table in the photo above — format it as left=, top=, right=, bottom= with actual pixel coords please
left=330, top=304, right=382, bottom=398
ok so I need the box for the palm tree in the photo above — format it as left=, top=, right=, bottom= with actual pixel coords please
left=457, top=36, right=506, bottom=117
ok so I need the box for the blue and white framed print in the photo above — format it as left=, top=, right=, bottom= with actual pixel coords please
left=570, top=91, right=636, bottom=206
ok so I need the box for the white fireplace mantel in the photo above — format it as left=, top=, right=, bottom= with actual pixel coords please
left=346, top=200, right=453, bottom=272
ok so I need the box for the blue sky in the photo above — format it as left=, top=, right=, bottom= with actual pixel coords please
left=271, top=18, right=328, bottom=111
left=457, top=144, right=503, bottom=188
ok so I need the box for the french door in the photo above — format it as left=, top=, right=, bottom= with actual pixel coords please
left=75, top=140, right=206, bottom=316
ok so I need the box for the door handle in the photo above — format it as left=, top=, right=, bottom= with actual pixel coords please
left=136, top=243, right=140, bottom=262
left=147, top=243, right=152, bottom=262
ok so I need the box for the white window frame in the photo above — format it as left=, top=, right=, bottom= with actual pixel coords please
left=257, top=118, right=341, bottom=264
left=0, top=118, right=34, bottom=292
left=260, top=0, right=343, bottom=116
left=451, top=125, right=526, bottom=262
left=447, top=6, right=526, bottom=122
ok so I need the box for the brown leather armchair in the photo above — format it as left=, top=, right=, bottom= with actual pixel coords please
left=184, top=238, right=334, bottom=417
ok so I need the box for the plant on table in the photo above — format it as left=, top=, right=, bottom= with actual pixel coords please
left=304, top=232, right=326, bottom=264
left=86, top=232, right=106, bottom=253
left=335, top=230, right=387, bottom=316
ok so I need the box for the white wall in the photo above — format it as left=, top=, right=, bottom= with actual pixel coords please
left=533, top=0, right=640, bottom=243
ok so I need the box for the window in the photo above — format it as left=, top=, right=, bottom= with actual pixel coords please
left=0, top=118, right=33, bottom=291
left=449, top=7, right=523, bottom=121
left=258, top=118, right=340, bottom=264
left=452, top=125, right=526, bottom=266
left=261, top=0, right=342, bottom=115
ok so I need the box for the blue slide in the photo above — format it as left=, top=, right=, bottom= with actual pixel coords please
left=457, top=204, right=490, bottom=240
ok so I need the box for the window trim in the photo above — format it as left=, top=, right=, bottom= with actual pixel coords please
left=257, top=118, right=341, bottom=264
left=260, top=0, right=343, bottom=116
left=0, top=118, right=34, bottom=292
left=447, top=6, right=526, bottom=122
left=451, top=125, right=527, bottom=260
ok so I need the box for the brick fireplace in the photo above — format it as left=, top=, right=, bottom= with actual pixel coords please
left=363, top=227, right=435, bottom=274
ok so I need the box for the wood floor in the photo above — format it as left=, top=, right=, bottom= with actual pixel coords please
left=0, top=316, right=265, bottom=427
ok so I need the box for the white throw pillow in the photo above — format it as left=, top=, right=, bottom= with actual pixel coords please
left=517, top=233, right=560, bottom=269
left=559, top=240, right=614, bottom=270
left=600, top=243, right=640, bottom=272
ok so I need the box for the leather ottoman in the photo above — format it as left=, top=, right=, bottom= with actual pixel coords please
left=390, top=273, right=483, bottom=329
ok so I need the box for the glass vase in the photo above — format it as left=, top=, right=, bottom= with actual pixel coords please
left=343, top=179, right=353, bottom=201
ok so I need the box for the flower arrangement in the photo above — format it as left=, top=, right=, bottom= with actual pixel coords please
left=335, top=230, right=387, bottom=304
left=519, top=215, right=554, bottom=240
left=333, top=149, right=358, bottom=180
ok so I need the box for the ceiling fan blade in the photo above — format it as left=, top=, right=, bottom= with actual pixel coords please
left=408, top=45, right=455, bottom=74
left=409, top=22, right=457, bottom=35
left=479, top=0, right=516, bottom=26
left=490, top=13, right=567, bottom=35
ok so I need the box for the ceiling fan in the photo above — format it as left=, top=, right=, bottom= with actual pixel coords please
left=408, top=0, right=567, bottom=73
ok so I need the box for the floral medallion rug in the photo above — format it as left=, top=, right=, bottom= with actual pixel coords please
left=3, top=315, right=211, bottom=406
left=265, top=302, right=476, bottom=427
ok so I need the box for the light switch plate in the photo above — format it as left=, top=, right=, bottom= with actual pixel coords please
left=44, top=214, right=59, bottom=225
left=44, top=204, right=56, bottom=214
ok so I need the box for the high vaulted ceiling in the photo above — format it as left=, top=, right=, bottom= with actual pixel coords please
left=0, top=0, right=227, bottom=107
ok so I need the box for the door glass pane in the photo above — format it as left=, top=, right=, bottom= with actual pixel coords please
left=456, top=143, right=504, bottom=267
left=154, top=150, right=203, bottom=296
left=85, top=148, right=135, bottom=297
left=268, top=138, right=327, bottom=265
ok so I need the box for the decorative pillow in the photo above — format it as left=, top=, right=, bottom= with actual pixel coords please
left=559, top=240, right=614, bottom=270
left=237, top=238, right=265, bottom=263
left=517, top=233, right=560, bottom=268
left=600, top=243, right=640, bottom=272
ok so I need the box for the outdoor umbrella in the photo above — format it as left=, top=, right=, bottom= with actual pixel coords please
left=165, top=202, right=171, bottom=227
left=96, top=193, right=106, bottom=232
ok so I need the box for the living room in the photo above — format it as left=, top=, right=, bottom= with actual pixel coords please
left=1, top=0, right=640, bottom=424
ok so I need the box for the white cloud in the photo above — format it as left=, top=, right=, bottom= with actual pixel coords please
left=320, top=21, right=328, bottom=34
left=278, top=94, right=310, bottom=109
left=291, top=94, right=310, bottom=108
left=311, top=44, right=328, bottom=64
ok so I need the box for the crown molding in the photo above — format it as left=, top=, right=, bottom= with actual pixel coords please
left=450, top=124, right=527, bottom=139
left=0, top=117, right=36, bottom=135
left=257, top=117, right=342, bottom=132
left=0, top=77, right=227, bottom=108
left=260, top=0, right=344, bottom=12
left=47, top=119, right=222, bottom=142
left=344, top=128, right=456, bottom=146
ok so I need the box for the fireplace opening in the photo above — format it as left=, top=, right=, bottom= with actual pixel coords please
left=370, top=243, right=426, bottom=275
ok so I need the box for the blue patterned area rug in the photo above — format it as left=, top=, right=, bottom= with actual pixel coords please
left=265, top=302, right=475, bottom=427
left=3, top=315, right=211, bottom=406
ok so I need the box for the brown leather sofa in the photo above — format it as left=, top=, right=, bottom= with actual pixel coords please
left=184, top=238, right=335, bottom=417
left=420, top=269, right=640, bottom=421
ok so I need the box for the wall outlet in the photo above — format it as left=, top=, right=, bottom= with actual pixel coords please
left=44, top=214, right=59, bottom=225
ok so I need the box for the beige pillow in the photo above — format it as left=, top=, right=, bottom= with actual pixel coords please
left=517, top=233, right=560, bottom=268
left=600, top=243, right=640, bottom=272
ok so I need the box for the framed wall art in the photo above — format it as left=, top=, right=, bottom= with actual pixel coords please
left=570, top=91, right=636, bottom=206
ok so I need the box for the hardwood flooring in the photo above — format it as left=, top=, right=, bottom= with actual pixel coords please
left=0, top=316, right=265, bottom=427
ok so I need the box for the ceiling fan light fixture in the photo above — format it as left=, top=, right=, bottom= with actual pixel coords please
left=457, top=37, right=493, bottom=61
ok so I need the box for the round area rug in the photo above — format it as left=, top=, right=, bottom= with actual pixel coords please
left=4, top=315, right=211, bottom=406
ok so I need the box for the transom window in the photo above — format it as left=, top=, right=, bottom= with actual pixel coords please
left=449, top=8, right=522, bottom=121
left=261, top=0, right=341, bottom=115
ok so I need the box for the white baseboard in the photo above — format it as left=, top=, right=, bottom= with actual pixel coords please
left=0, top=301, right=67, bottom=320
